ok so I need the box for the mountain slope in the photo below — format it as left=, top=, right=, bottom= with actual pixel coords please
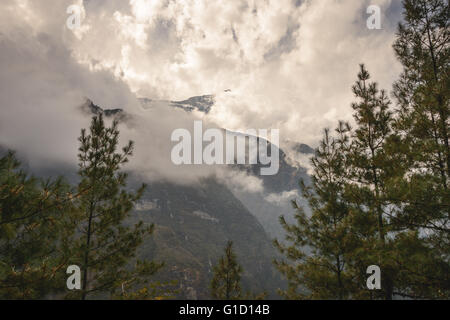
left=77, top=98, right=286, bottom=298
left=138, top=94, right=314, bottom=239
left=139, top=95, right=215, bottom=114
left=129, top=177, right=283, bottom=299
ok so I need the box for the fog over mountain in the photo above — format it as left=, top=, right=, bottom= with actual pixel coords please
left=97, top=95, right=314, bottom=298
left=81, top=95, right=313, bottom=239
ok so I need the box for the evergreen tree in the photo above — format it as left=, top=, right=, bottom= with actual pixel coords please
left=116, top=280, right=178, bottom=300
left=387, top=0, right=450, bottom=298
left=393, top=0, right=449, bottom=189
left=275, top=66, right=407, bottom=300
left=71, top=114, right=162, bottom=300
left=274, top=125, right=360, bottom=299
left=0, top=151, right=76, bottom=299
left=274, top=0, right=450, bottom=300
left=211, top=241, right=242, bottom=300
left=345, top=65, right=398, bottom=300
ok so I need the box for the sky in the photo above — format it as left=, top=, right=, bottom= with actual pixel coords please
left=0, top=0, right=405, bottom=184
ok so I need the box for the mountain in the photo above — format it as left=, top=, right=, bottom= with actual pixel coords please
left=293, top=143, right=315, bottom=155
left=146, top=94, right=315, bottom=239
left=128, top=177, right=283, bottom=299
left=0, top=96, right=314, bottom=299
left=134, top=95, right=314, bottom=297
left=80, top=99, right=128, bottom=120
left=75, top=97, right=290, bottom=298
left=139, top=95, right=315, bottom=240
left=225, top=133, right=312, bottom=239
left=139, top=95, right=215, bottom=114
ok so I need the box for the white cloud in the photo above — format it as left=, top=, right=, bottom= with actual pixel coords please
left=69, top=0, right=403, bottom=146
left=265, top=189, right=299, bottom=205
left=0, top=0, right=404, bottom=184
left=216, top=168, right=264, bottom=194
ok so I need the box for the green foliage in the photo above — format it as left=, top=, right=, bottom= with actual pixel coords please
left=276, top=0, right=449, bottom=300
left=68, top=114, right=163, bottom=299
left=0, top=152, right=76, bottom=299
left=211, top=241, right=243, bottom=300
left=114, top=280, right=179, bottom=300
left=0, top=115, right=165, bottom=300
left=346, top=65, right=397, bottom=299
left=274, top=126, right=358, bottom=299
left=387, top=0, right=450, bottom=298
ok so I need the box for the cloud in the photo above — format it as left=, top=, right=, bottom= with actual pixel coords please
left=62, top=0, right=403, bottom=148
left=265, top=189, right=299, bottom=205
left=216, top=168, right=264, bottom=194
left=0, top=0, right=404, bottom=185
left=0, top=1, right=139, bottom=168
left=74, top=0, right=403, bottom=147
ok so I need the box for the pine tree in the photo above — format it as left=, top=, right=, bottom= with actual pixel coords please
left=345, top=65, right=398, bottom=300
left=0, top=151, right=76, bottom=299
left=275, top=0, right=449, bottom=300
left=211, top=241, right=242, bottom=300
left=275, top=66, right=406, bottom=300
left=71, top=114, right=162, bottom=300
left=387, top=0, right=450, bottom=298
left=274, top=125, right=360, bottom=299
left=393, top=0, right=449, bottom=189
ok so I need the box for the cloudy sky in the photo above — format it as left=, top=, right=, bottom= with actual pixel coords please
left=0, top=0, right=404, bottom=182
